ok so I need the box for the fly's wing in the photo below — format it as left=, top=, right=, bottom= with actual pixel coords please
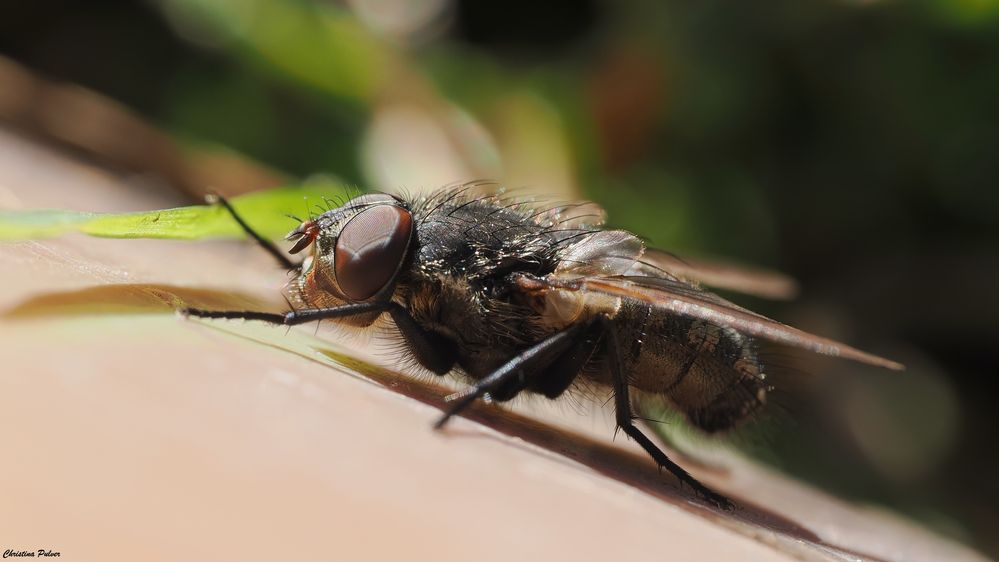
left=636, top=249, right=799, bottom=301
left=545, top=273, right=904, bottom=371
left=556, top=229, right=800, bottom=300
left=555, top=229, right=646, bottom=278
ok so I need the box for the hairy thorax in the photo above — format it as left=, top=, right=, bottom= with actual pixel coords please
left=404, top=274, right=546, bottom=379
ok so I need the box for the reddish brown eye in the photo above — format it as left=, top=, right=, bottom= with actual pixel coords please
left=333, top=205, right=413, bottom=301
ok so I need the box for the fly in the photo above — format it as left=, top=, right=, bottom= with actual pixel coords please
left=184, top=184, right=903, bottom=509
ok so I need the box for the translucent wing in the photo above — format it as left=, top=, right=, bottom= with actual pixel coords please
left=556, top=229, right=645, bottom=278
left=541, top=274, right=904, bottom=371
left=554, top=229, right=799, bottom=300
left=637, top=249, right=799, bottom=300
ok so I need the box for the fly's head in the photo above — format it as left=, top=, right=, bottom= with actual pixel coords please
left=285, top=193, right=415, bottom=325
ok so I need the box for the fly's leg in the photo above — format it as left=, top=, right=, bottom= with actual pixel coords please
left=632, top=405, right=729, bottom=476
left=183, top=301, right=390, bottom=325
left=184, top=301, right=456, bottom=374
left=529, top=323, right=602, bottom=399
left=485, top=323, right=602, bottom=402
left=386, top=303, right=456, bottom=375
left=434, top=321, right=592, bottom=429
left=209, top=192, right=299, bottom=270
left=599, top=315, right=734, bottom=510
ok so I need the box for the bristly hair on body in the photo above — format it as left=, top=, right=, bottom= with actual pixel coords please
left=187, top=181, right=902, bottom=509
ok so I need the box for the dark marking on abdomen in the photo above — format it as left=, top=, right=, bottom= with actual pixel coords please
left=608, top=299, right=768, bottom=433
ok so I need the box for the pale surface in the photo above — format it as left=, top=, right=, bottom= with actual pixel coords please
left=0, top=127, right=988, bottom=562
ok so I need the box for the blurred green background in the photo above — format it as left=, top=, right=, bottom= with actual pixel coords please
left=2, top=0, right=997, bottom=555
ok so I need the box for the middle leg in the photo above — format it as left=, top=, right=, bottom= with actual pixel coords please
left=434, top=320, right=594, bottom=428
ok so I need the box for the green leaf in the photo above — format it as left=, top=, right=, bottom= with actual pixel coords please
left=0, top=184, right=356, bottom=241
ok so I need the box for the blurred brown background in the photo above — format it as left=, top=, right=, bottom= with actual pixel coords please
left=1, top=0, right=997, bottom=556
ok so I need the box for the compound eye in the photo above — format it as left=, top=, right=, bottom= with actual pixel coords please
left=333, top=205, right=413, bottom=301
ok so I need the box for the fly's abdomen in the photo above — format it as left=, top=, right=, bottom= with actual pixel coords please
left=613, top=301, right=768, bottom=433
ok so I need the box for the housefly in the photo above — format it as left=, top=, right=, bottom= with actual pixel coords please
left=184, top=183, right=903, bottom=508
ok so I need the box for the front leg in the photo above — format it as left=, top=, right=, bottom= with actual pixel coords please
left=183, top=300, right=456, bottom=375
left=210, top=192, right=300, bottom=271
left=183, top=301, right=390, bottom=325
left=386, top=303, right=456, bottom=376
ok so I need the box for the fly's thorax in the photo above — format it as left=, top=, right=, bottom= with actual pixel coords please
left=402, top=274, right=547, bottom=378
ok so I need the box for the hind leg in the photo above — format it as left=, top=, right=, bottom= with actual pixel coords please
left=599, top=316, right=733, bottom=510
